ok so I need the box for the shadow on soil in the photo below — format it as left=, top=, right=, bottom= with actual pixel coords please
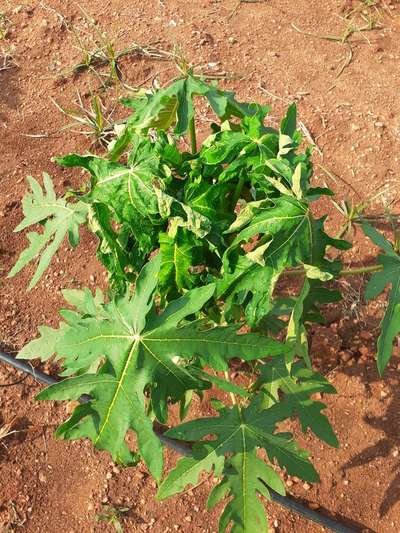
left=0, top=66, right=20, bottom=119
left=340, top=360, right=400, bottom=518
left=293, top=494, right=379, bottom=533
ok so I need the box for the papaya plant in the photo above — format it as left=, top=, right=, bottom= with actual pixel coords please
left=9, top=71, right=399, bottom=532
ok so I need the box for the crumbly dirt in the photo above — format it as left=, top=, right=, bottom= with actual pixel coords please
left=1, top=0, right=400, bottom=532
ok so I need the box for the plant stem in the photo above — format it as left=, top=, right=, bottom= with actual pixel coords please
left=189, top=116, right=197, bottom=154
left=335, top=223, right=351, bottom=241
left=325, top=222, right=350, bottom=254
left=339, top=264, right=383, bottom=276
left=284, top=263, right=383, bottom=277
left=232, top=174, right=246, bottom=209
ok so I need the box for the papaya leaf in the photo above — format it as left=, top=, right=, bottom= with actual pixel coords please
left=183, top=180, right=235, bottom=233
left=20, top=257, right=288, bottom=477
left=8, top=174, right=88, bottom=289
left=303, top=281, right=342, bottom=324
left=218, top=196, right=349, bottom=325
left=278, top=103, right=301, bottom=163
left=112, top=75, right=256, bottom=157
left=207, top=451, right=284, bottom=533
left=122, top=77, right=209, bottom=135
left=219, top=196, right=312, bottom=325
left=189, top=367, right=250, bottom=399
left=362, top=222, right=400, bottom=375
left=255, top=358, right=338, bottom=447
left=88, top=203, right=140, bottom=290
left=159, top=397, right=318, bottom=532
left=56, top=153, right=162, bottom=224
left=158, top=228, right=203, bottom=300
left=154, top=187, right=211, bottom=238
left=201, top=113, right=277, bottom=170
left=286, top=278, right=311, bottom=367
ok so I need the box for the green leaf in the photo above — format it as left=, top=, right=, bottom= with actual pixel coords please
left=208, top=451, right=284, bottom=533
left=17, top=324, right=68, bottom=361
left=184, top=180, right=234, bottom=233
left=166, top=399, right=319, bottom=480
left=154, top=187, right=211, bottom=238
left=362, top=221, right=397, bottom=257
left=121, top=76, right=255, bottom=139
left=88, top=203, right=139, bottom=291
left=159, top=228, right=203, bottom=300
left=22, top=258, right=288, bottom=476
left=189, top=367, right=250, bottom=398
left=110, top=75, right=258, bottom=158
left=286, top=278, right=311, bottom=367
left=200, top=108, right=280, bottom=190
left=202, top=131, right=250, bottom=165
left=217, top=256, right=280, bottom=326
left=62, top=287, right=105, bottom=315
left=157, top=442, right=225, bottom=500
left=255, top=358, right=338, bottom=447
left=123, top=77, right=208, bottom=135
left=280, top=102, right=297, bottom=139
left=57, top=153, right=161, bottom=222
left=302, top=280, right=342, bottom=325
left=219, top=196, right=311, bottom=325
left=362, top=223, right=400, bottom=374
left=219, top=197, right=349, bottom=325
left=160, top=397, right=317, bottom=531
left=8, top=174, right=87, bottom=289
left=57, top=153, right=166, bottom=267
left=224, top=196, right=308, bottom=253
left=278, top=103, right=299, bottom=162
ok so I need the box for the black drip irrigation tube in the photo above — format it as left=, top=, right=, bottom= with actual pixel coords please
left=0, top=350, right=356, bottom=533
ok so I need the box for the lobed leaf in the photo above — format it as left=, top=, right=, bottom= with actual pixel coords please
left=160, top=397, right=317, bottom=531
left=255, top=358, right=338, bottom=447
left=20, top=258, right=288, bottom=477
left=9, top=174, right=87, bottom=289
left=362, top=222, right=400, bottom=374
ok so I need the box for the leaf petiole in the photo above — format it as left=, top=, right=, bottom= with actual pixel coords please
left=189, top=116, right=197, bottom=154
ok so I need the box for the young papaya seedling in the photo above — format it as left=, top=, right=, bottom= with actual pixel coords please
left=10, top=73, right=398, bottom=532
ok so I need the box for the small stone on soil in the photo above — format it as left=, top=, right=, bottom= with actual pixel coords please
left=339, top=350, right=353, bottom=363
left=309, top=502, right=320, bottom=510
